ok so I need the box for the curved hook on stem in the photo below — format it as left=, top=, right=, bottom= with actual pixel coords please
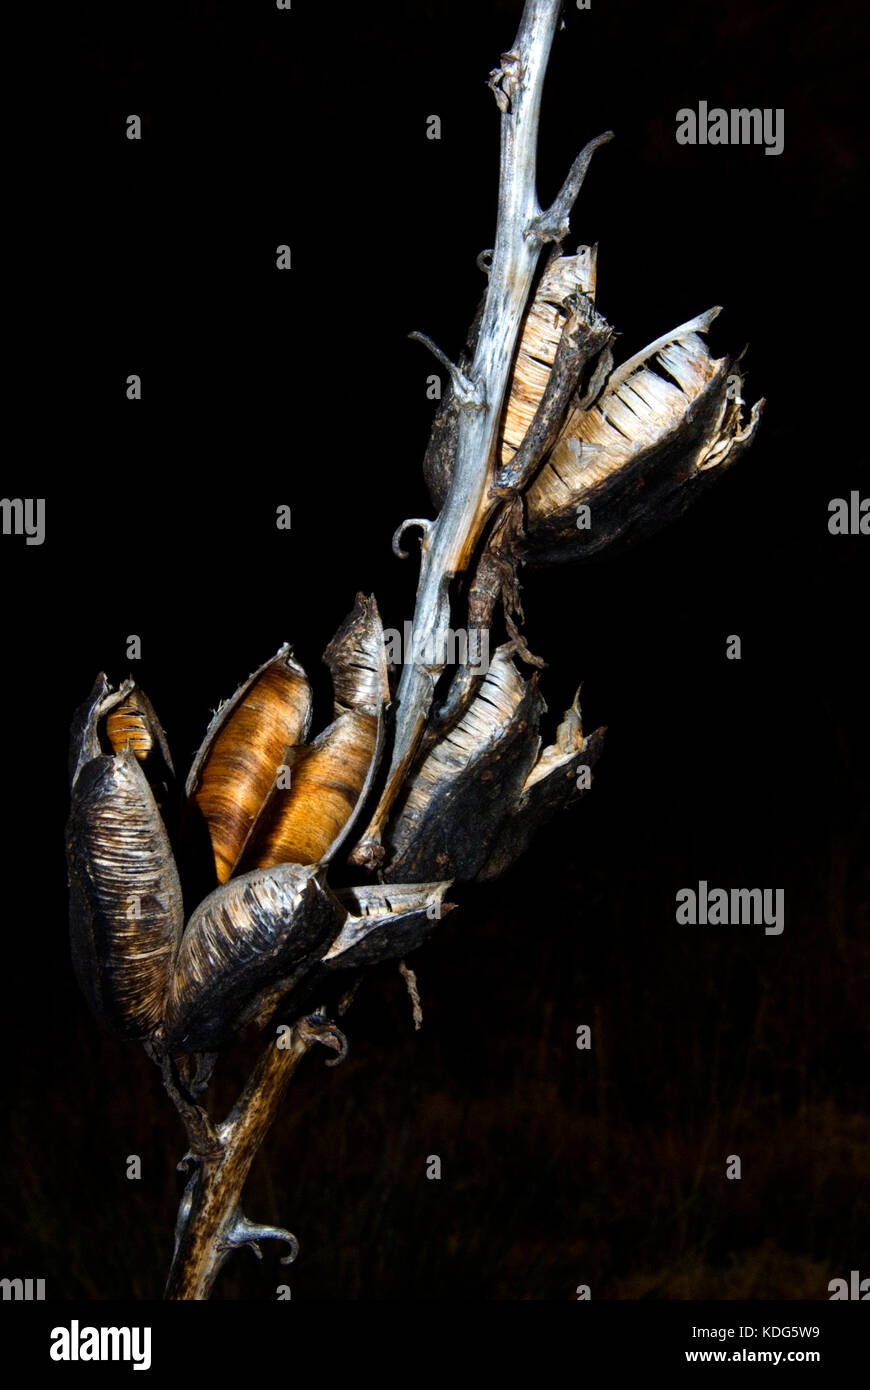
left=392, top=518, right=433, bottom=560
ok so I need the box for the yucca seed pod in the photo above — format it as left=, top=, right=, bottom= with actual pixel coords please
left=477, top=694, right=606, bottom=881
left=237, top=595, right=389, bottom=872
left=522, top=308, right=764, bottom=563
left=326, top=882, right=454, bottom=971
left=384, top=646, right=543, bottom=883
left=163, top=862, right=345, bottom=1055
left=185, top=645, right=312, bottom=884
left=251, top=882, right=456, bottom=1030
left=66, top=676, right=184, bottom=1040
left=499, top=245, right=599, bottom=470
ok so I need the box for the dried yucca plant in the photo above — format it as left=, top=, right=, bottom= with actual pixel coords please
left=65, top=0, right=762, bottom=1300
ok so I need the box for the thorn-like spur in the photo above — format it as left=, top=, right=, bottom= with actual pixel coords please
left=528, top=131, right=615, bottom=245
left=408, top=332, right=485, bottom=411
left=222, top=1208, right=299, bottom=1266
left=297, top=1012, right=349, bottom=1068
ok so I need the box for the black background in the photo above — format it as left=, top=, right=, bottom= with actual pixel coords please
left=2, top=0, right=867, bottom=1305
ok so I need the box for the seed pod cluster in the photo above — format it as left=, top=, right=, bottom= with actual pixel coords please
left=67, top=596, right=456, bottom=1058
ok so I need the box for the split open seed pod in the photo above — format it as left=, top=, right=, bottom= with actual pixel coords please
left=236, top=594, right=389, bottom=872
left=326, top=882, right=454, bottom=971
left=522, top=308, right=764, bottom=563
left=384, top=646, right=543, bottom=883
left=66, top=676, right=184, bottom=1040
left=477, top=693, right=606, bottom=881
left=185, top=646, right=312, bottom=885
left=255, top=881, right=456, bottom=1029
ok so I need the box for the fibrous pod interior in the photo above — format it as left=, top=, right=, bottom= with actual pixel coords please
left=499, top=246, right=598, bottom=468
left=385, top=645, right=543, bottom=882
left=524, top=308, right=764, bottom=561
left=186, top=646, right=312, bottom=884
left=237, top=594, right=388, bottom=872
left=164, top=862, right=345, bottom=1054
left=66, top=676, right=183, bottom=1040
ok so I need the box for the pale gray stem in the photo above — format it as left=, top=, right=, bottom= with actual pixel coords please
left=353, top=0, right=565, bottom=863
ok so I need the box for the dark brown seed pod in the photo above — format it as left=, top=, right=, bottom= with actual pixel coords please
left=384, top=646, right=543, bottom=883
left=237, top=595, right=389, bottom=872
left=163, top=862, right=345, bottom=1055
left=523, top=309, right=764, bottom=563
left=477, top=695, right=606, bottom=881
left=499, top=246, right=598, bottom=470
left=66, top=676, right=183, bottom=1040
left=185, top=646, right=312, bottom=884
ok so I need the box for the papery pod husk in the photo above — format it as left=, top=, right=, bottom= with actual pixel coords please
left=522, top=308, right=764, bottom=564
left=66, top=675, right=184, bottom=1040
left=384, top=646, right=544, bottom=883
left=423, top=248, right=598, bottom=512
left=237, top=594, right=389, bottom=872
left=163, top=862, right=344, bottom=1054
left=185, top=645, right=312, bottom=885
left=255, top=882, right=455, bottom=1030
left=477, top=697, right=606, bottom=882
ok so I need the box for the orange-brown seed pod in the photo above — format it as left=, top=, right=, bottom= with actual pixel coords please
left=237, top=595, right=389, bottom=872
left=499, top=246, right=598, bottom=469
left=185, top=646, right=312, bottom=884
